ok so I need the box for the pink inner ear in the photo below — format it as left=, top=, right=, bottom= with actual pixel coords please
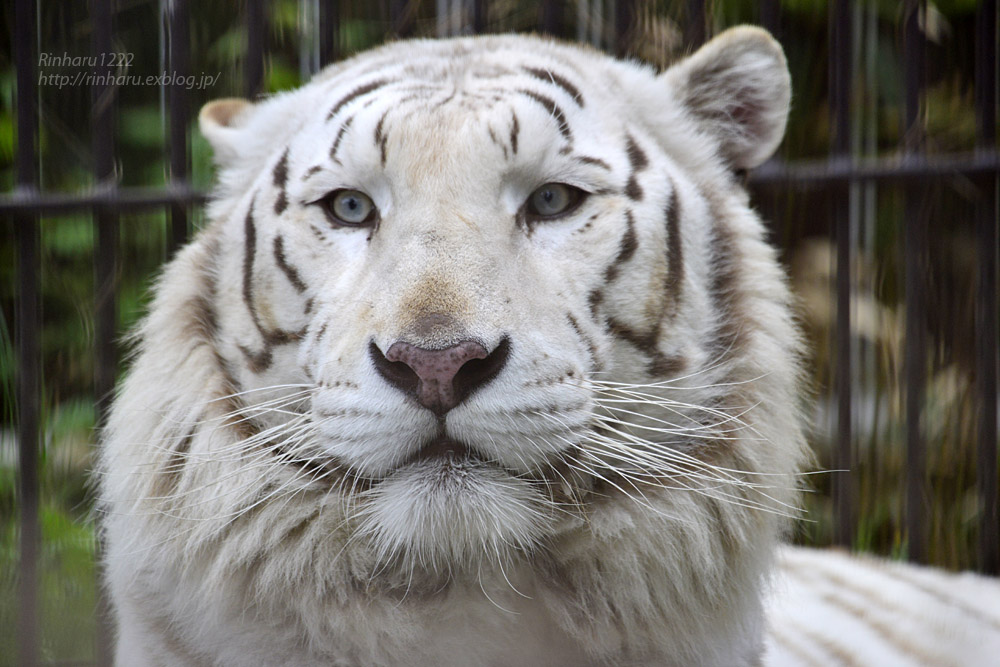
left=731, top=100, right=764, bottom=136
left=204, top=99, right=251, bottom=129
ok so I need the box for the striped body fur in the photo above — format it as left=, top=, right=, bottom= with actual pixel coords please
left=98, top=27, right=1000, bottom=666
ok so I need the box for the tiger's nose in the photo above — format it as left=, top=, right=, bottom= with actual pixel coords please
left=369, top=338, right=510, bottom=415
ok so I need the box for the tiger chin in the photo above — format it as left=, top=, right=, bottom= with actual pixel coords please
left=99, top=26, right=806, bottom=666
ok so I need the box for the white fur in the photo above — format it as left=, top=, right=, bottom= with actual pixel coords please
left=96, top=28, right=997, bottom=667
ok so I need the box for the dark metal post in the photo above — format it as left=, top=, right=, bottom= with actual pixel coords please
left=319, top=0, right=340, bottom=66
left=540, top=0, right=562, bottom=37
left=759, top=0, right=781, bottom=42
left=903, top=0, right=927, bottom=564
left=246, top=0, right=267, bottom=97
left=472, top=0, right=488, bottom=34
left=830, top=0, right=853, bottom=549
left=975, top=0, right=999, bottom=575
left=615, top=0, right=635, bottom=58
left=389, top=0, right=415, bottom=38
left=167, top=0, right=191, bottom=256
left=685, top=0, right=706, bottom=49
left=92, top=0, right=119, bottom=659
left=14, top=0, right=40, bottom=663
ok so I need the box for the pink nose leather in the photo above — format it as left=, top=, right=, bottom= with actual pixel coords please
left=369, top=338, right=510, bottom=415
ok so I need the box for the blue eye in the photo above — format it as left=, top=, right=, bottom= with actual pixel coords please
left=321, top=189, right=377, bottom=227
left=526, top=183, right=584, bottom=219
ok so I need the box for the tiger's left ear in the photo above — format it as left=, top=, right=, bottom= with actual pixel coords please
left=662, top=26, right=790, bottom=170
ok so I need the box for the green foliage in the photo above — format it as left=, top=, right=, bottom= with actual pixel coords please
left=0, top=506, right=98, bottom=666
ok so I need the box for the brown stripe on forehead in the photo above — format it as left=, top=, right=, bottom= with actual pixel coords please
left=575, top=155, right=612, bottom=171
left=374, top=110, right=389, bottom=166
left=521, top=66, right=585, bottom=107
left=326, top=79, right=391, bottom=121
left=273, top=149, right=289, bottom=215
left=664, top=188, right=684, bottom=316
left=329, top=115, right=354, bottom=164
left=488, top=125, right=509, bottom=160
left=517, top=89, right=573, bottom=143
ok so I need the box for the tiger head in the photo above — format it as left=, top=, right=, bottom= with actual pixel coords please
left=103, top=26, right=803, bottom=662
left=187, top=26, right=800, bottom=573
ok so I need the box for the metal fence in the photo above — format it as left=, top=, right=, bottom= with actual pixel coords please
left=3, top=0, right=998, bottom=665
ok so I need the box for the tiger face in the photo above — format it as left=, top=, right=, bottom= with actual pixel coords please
left=103, top=26, right=803, bottom=665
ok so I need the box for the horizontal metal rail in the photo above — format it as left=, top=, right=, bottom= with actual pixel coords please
left=3, top=152, right=998, bottom=218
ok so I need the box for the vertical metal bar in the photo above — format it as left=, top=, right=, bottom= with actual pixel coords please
left=830, top=0, right=853, bottom=549
left=471, top=0, right=488, bottom=34
left=902, top=0, right=927, bottom=564
left=685, top=0, right=706, bottom=50
left=14, top=0, right=40, bottom=663
left=93, top=0, right=118, bottom=658
left=390, top=0, right=414, bottom=38
left=540, top=0, right=562, bottom=37
left=759, top=0, right=780, bottom=41
left=167, top=0, right=190, bottom=256
left=246, top=0, right=267, bottom=98
left=614, top=0, right=635, bottom=57
left=975, top=0, right=999, bottom=575
left=92, top=0, right=118, bottom=433
left=318, top=0, right=340, bottom=66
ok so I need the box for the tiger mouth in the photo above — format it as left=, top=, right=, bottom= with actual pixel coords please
left=403, top=437, right=478, bottom=466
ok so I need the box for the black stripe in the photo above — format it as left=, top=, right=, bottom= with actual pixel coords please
left=607, top=317, right=685, bottom=377
left=624, top=135, right=648, bottom=202
left=243, top=203, right=258, bottom=327
left=510, top=111, right=520, bottom=155
left=273, top=149, right=289, bottom=215
left=241, top=202, right=306, bottom=374
left=374, top=111, right=389, bottom=166
left=625, top=177, right=643, bottom=201
left=576, top=155, right=612, bottom=171
left=706, top=209, right=749, bottom=356
left=326, top=79, right=389, bottom=121
left=522, top=66, right=585, bottom=107
left=625, top=134, right=649, bottom=171
left=664, top=188, right=684, bottom=317
left=566, top=313, right=599, bottom=370
left=238, top=343, right=273, bottom=375
left=329, top=115, right=354, bottom=164
left=154, top=421, right=198, bottom=497
left=603, top=210, right=638, bottom=283
left=240, top=205, right=275, bottom=373
left=488, top=126, right=509, bottom=160
left=517, top=90, right=573, bottom=142
left=273, top=234, right=307, bottom=294
left=587, top=288, right=604, bottom=319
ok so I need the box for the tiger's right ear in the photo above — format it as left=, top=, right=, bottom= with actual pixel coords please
left=199, top=98, right=255, bottom=167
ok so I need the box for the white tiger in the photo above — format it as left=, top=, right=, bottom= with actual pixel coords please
left=98, top=26, right=1000, bottom=666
